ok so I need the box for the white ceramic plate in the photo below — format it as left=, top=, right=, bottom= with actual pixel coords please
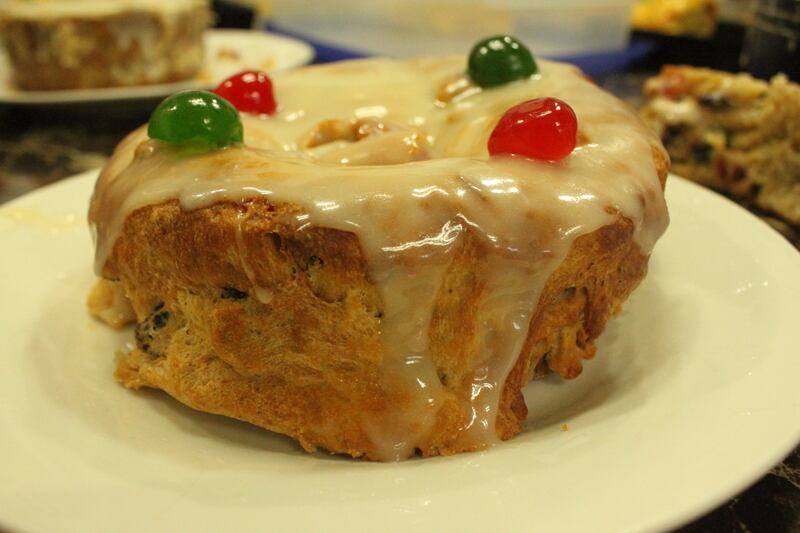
left=0, top=172, right=798, bottom=533
left=0, top=30, right=314, bottom=105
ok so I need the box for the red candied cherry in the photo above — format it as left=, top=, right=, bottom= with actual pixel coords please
left=214, top=70, right=277, bottom=115
left=488, top=97, right=577, bottom=162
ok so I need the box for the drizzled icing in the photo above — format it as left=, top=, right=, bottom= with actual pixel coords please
left=90, top=56, right=669, bottom=460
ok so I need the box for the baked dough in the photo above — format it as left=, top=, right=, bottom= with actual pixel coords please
left=89, top=56, right=669, bottom=460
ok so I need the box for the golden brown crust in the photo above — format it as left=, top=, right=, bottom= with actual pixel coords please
left=100, top=147, right=668, bottom=459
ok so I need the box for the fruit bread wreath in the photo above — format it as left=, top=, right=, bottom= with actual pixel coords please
left=87, top=36, right=670, bottom=461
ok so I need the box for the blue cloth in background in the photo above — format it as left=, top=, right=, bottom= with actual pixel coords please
left=263, top=22, right=369, bottom=63
left=264, top=22, right=654, bottom=78
left=558, top=41, right=653, bottom=77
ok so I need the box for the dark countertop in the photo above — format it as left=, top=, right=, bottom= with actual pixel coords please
left=1, top=76, right=798, bottom=533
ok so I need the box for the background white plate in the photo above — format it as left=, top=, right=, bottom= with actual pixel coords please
left=0, top=172, right=798, bottom=533
left=0, top=30, right=314, bottom=105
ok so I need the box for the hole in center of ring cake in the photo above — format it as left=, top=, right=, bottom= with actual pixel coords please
left=302, top=118, right=433, bottom=166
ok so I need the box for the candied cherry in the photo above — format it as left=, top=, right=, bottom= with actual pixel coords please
left=468, top=35, right=538, bottom=88
left=214, top=70, right=277, bottom=115
left=488, top=98, right=578, bottom=162
left=148, top=90, right=243, bottom=148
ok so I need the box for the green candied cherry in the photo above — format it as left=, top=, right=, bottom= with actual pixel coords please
left=468, top=35, right=538, bottom=88
left=147, top=90, right=243, bottom=149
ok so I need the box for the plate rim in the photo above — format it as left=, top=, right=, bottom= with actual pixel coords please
left=0, top=29, right=315, bottom=106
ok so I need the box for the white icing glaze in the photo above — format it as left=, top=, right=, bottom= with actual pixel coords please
left=89, top=56, right=669, bottom=460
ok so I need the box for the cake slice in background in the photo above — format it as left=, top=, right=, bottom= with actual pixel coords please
left=640, top=65, right=800, bottom=239
left=0, top=0, right=211, bottom=90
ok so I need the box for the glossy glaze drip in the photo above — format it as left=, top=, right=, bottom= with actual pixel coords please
left=90, top=56, right=669, bottom=460
left=234, top=210, right=274, bottom=305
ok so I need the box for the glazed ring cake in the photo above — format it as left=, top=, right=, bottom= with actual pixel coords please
left=88, top=42, right=669, bottom=461
left=0, top=0, right=209, bottom=90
